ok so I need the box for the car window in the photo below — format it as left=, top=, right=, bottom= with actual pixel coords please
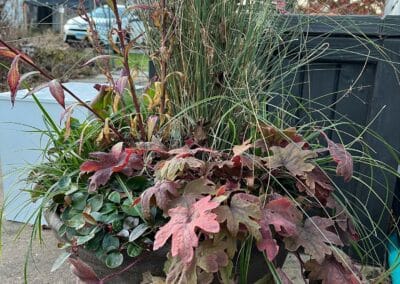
left=91, top=7, right=125, bottom=18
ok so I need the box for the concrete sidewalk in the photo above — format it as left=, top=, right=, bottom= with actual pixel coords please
left=0, top=220, right=74, bottom=284
left=0, top=172, right=73, bottom=283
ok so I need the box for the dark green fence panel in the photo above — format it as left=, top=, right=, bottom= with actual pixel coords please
left=285, top=15, right=400, bottom=264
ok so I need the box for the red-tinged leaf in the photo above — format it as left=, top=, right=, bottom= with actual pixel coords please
left=7, top=70, right=40, bottom=105
left=80, top=142, right=143, bottom=192
left=263, top=197, right=302, bottom=237
left=210, top=156, right=256, bottom=181
left=215, top=193, right=261, bottom=239
left=69, top=257, right=100, bottom=284
left=81, top=54, right=119, bottom=67
left=305, top=253, right=361, bottom=284
left=296, top=167, right=334, bottom=205
left=164, top=237, right=231, bottom=283
left=115, top=74, right=128, bottom=95
left=48, top=79, right=65, bottom=109
left=196, top=240, right=229, bottom=273
left=327, top=198, right=359, bottom=243
left=264, top=142, right=317, bottom=176
left=321, top=132, right=353, bottom=182
left=0, top=47, right=17, bottom=59
left=155, top=156, right=205, bottom=181
left=8, top=55, right=21, bottom=106
left=284, top=216, right=343, bottom=263
left=132, top=197, right=141, bottom=206
left=257, top=197, right=302, bottom=261
left=232, top=139, right=252, bottom=156
left=165, top=256, right=198, bottom=284
left=168, top=145, right=219, bottom=157
left=257, top=223, right=279, bottom=261
left=216, top=186, right=226, bottom=197
left=147, top=115, right=159, bottom=141
left=136, top=141, right=169, bottom=155
left=277, top=269, right=293, bottom=284
left=169, top=178, right=216, bottom=208
left=60, top=105, right=75, bottom=141
left=153, top=196, right=220, bottom=264
left=115, top=76, right=128, bottom=95
left=141, top=181, right=179, bottom=219
left=257, top=124, right=304, bottom=148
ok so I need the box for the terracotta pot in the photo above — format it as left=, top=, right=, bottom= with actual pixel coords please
left=45, top=210, right=287, bottom=283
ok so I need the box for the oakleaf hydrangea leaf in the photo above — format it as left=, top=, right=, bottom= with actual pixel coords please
left=215, top=193, right=261, bottom=239
left=296, top=167, right=334, bottom=205
left=305, top=250, right=361, bottom=284
left=80, top=142, right=143, bottom=192
left=169, top=178, right=216, bottom=208
left=153, top=196, right=220, bottom=264
left=284, top=216, right=343, bottom=264
left=141, top=181, right=179, bottom=219
left=264, top=142, right=317, bottom=176
left=321, top=132, right=353, bottom=182
left=257, top=197, right=302, bottom=261
left=155, top=156, right=205, bottom=181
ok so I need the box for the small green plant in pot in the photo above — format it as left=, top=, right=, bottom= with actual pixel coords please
left=0, top=0, right=395, bottom=283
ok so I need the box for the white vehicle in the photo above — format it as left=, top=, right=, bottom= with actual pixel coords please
left=63, top=5, right=144, bottom=47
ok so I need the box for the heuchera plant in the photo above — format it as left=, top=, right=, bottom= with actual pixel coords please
left=0, top=0, right=363, bottom=283
left=75, top=126, right=359, bottom=283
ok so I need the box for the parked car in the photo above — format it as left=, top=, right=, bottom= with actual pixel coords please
left=63, top=5, right=144, bottom=47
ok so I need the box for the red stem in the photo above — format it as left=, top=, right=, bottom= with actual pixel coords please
left=0, top=39, right=126, bottom=142
left=111, top=0, right=146, bottom=141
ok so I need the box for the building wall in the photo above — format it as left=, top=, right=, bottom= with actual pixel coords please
left=1, top=0, right=24, bottom=28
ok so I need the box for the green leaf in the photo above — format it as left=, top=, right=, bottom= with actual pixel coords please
left=65, top=214, right=85, bottom=229
left=112, top=219, right=123, bottom=233
left=65, top=184, right=79, bottom=195
left=71, top=192, right=87, bottom=210
left=126, top=176, right=148, bottom=191
left=121, top=199, right=141, bottom=216
left=91, top=212, right=105, bottom=222
left=88, top=194, right=104, bottom=212
left=127, top=243, right=143, bottom=257
left=95, top=248, right=108, bottom=263
left=53, top=193, right=65, bottom=204
left=76, top=233, right=96, bottom=245
left=65, top=227, right=78, bottom=241
left=129, top=223, right=149, bottom=242
left=105, top=252, right=123, bottom=269
left=100, top=202, right=117, bottom=214
left=58, top=224, right=67, bottom=237
left=104, top=213, right=123, bottom=224
left=83, top=213, right=97, bottom=225
left=108, top=191, right=121, bottom=204
left=58, top=176, right=71, bottom=189
left=86, top=232, right=105, bottom=251
left=51, top=251, right=71, bottom=272
left=102, top=234, right=120, bottom=252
